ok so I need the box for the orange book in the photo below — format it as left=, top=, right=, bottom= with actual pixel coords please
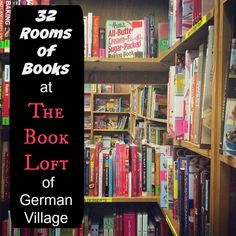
left=92, top=16, right=100, bottom=57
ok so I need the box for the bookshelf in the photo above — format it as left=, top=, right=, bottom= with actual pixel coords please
left=81, top=0, right=221, bottom=233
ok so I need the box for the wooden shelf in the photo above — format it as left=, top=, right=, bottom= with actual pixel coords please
left=93, top=111, right=130, bottom=114
left=131, top=112, right=167, bottom=124
left=85, top=57, right=168, bottom=72
left=84, top=92, right=91, bottom=95
left=84, top=196, right=158, bottom=203
left=161, top=208, right=179, bottom=236
left=159, top=9, right=214, bottom=64
left=84, top=110, right=91, bottom=112
left=84, top=128, right=91, bottom=131
left=220, top=154, right=236, bottom=169
left=157, top=198, right=179, bottom=236
left=180, top=141, right=211, bottom=159
left=93, top=93, right=130, bottom=96
left=145, top=116, right=168, bottom=124
left=93, top=129, right=129, bottom=132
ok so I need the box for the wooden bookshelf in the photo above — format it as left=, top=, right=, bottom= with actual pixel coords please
left=93, top=111, right=130, bottom=114
left=220, top=154, right=236, bottom=169
left=93, top=129, right=129, bottom=132
left=180, top=141, right=211, bottom=159
left=93, top=92, right=130, bottom=96
left=85, top=57, right=169, bottom=72
left=159, top=9, right=214, bottom=64
left=145, top=116, right=168, bottom=124
left=84, top=196, right=158, bottom=203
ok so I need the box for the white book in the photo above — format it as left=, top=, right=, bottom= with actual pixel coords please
left=98, top=151, right=104, bottom=197
left=137, top=212, right=143, bottom=236
left=87, top=12, right=93, bottom=57
left=201, top=25, right=214, bottom=145
left=142, top=212, right=148, bottom=236
left=83, top=16, right=88, bottom=57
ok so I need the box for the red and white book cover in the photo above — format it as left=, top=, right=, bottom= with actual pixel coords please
left=131, top=144, right=138, bottom=197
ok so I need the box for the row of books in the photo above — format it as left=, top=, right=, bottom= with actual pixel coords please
left=167, top=25, right=214, bottom=145
left=84, top=142, right=161, bottom=197
left=134, top=85, right=167, bottom=119
left=168, top=0, right=214, bottom=47
left=81, top=205, right=170, bottom=236
left=93, top=134, right=129, bottom=148
left=84, top=13, right=168, bottom=58
left=220, top=38, right=236, bottom=156
left=94, top=97, right=130, bottom=113
left=158, top=146, right=210, bottom=236
left=132, top=120, right=167, bottom=147
left=94, top=115, right=129, bottom=130
left=0, top=0, right=50, bottom=53
left=84, top=84, right=115, bottom=94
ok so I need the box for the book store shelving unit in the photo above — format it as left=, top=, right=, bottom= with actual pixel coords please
left=81, top=0, right=236, bottom=235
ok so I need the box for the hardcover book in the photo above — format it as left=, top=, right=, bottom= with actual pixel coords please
left=106, top=19, right=145, bottom=58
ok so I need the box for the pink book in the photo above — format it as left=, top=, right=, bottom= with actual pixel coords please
left=119, top=142, right=125, bottom=196
left=131, top=144, right=138, bottom=197
left=124, top=145, right=129, bottom=196
left=124, top=213, right=136, bottom=236
left=115, top=142, right=120, bottom=196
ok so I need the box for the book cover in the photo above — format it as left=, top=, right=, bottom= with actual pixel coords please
left=182, top=0, right=193, bottom=36
left=106, top=19, right=145, bottom=58
left=158, top=23, right=168, bottom=58
left=92, top=15, right=100, bottom=57
left=124, top=213, right=136, bottom=236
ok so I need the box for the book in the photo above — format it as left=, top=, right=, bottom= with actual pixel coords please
left=106, top=19, right=145, bottom=58
left=158, top=23, right=169, bottom=58
left=220, top=38, right=236, bottom=155
left=92, top=15, right=100, bottom=57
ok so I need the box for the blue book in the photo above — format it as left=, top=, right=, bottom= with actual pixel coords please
left=109, top=155, right=113, bottom=197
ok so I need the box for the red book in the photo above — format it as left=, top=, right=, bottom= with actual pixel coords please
left=123, top=213, right=136, bottom=236
left=89, top=145, right=96, bottom=196
left=193, top=169, right=200, bottom=236
left=21, top=228, right=32, bottom=236
left=78, top=223, right=84, bottom=236
left=176, top=0, right=183, bottom=38
left=41, top=0, right=50, bottom=4
left=131, top=144, right=138, bottom=196
left=2, top=220, right=7, bottom=236
left=94, top=142, right=101, bottom=196
left=92, top=16, right=100, bottom=57
left=2, top=65, right=10, bottom=125
left=119, top=142, right=125, bottom=196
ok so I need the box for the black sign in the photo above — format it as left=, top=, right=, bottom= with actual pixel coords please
left=10, top=5, right=84, bottom=228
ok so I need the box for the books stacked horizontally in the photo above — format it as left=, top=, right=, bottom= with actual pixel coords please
left=84, top=13, right=169, bottom=58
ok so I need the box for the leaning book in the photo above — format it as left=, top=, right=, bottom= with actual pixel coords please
left=220, top=38, right=236, bottom=156
left=105, top=19, right=145, bottom=58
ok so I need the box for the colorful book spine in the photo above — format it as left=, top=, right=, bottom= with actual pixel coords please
left=87, top=12, right=93, bottom=57
left=2, top=64, right=10, bottom=125
left=0, top=0, right=4, bottom=53
left=99, top=27, right=106, bottom=58
left=92, top=15, right=100, bottom=57
left=158, top=23, right=169, bottom=57
left=83, top=16, right=88, bottom=57
left=4, top=0, right=11, bottom=53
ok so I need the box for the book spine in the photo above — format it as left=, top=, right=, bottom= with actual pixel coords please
left=0, top=0, right=4, bottom=53
left=89, top=146, right=95, bottom=196
left=124, top=145, right=129, bottom=197
left=99, top=27, right=105, bottom=58
left=131, top=145, right=138, bottom=197
left=146, top=147, right=152, bottom=196
left=87, top=12, right=93, bottom=57
left=109, top=154, right=113, bottom=197
left=92, top=16, right=100, bottom=57
left=104, top=153, right=109, bottom=197
left=83, top=16, right=88, bottom=57
left=149, top=14, right=155, bottom=58
left=2, top=64, right=10, bottom=125
left=142, top=145, right=147, bottom=195
left=94, top=143, right=99, bottom=196
left=4, top=0, right=11, bottom=53
left=155, top=150, right=160, bottom=195
left=142, top=213, right=148, bottom=236
left=98, top=151, right=103, bottom=197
